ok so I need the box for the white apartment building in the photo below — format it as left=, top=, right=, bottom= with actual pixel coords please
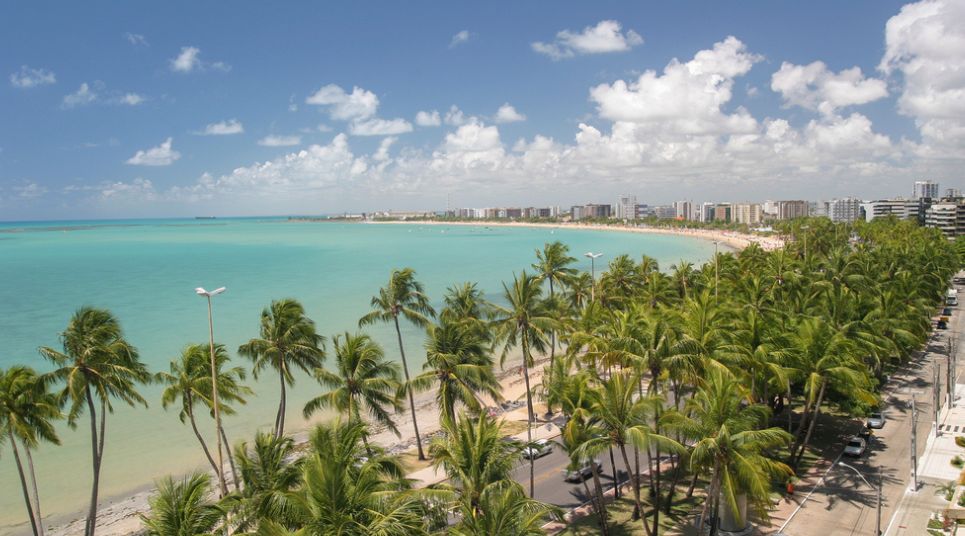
left=828, top=197, right=862, bottom=223
left=925, top=203, right=958, bottom=237
left=673, top=200, right=692, bottom=220
left=860, top=198, right=922, bottom=222
left=733, top=203, right=762, bottom=224
left=914, top=180, right=939, bottom=199
left=615, top=194, right=638, bottom=220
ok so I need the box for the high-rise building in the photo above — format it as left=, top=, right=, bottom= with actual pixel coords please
left=860, top=198, right=922, bottom=222
left=762, top=200, right=779, bottom=219
left=654, top=206, right=676, bottom=219
left=570, top=205, right=584, bottom=221
left=673, top=200, right=692, bottom=220
left=828, top=197, right=862, bottom=223
left=615, top=194, right=638, bottom=220
left=713, top=204, right=732, bottom=223
left=701, top=202, right=716, bottom=222
left=777, top=200, right=809, bottom=220
left=733, top=203, right=762, bottom=224
left=925, top=202, right=959, bottom=237
left=913, top=180, right=939, bottom=199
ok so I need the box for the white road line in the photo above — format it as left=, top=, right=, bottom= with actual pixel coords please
left=778, top=452, right=844, bottom=533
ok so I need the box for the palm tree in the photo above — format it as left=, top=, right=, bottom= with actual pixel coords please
left=302, top=332, right=402, bottom=446
left=666, top=369, right=792, bottom=536
left=428, top=412, right=522, bottom=514
left=0, top=366, right=62, bottom=536
left=440, top=282, right=494, bottom=341
left=231, top=432, right=303, bottom=532
left=38, top=307, right=150, bottom=536
left=140, top=473, right=224, bottom=536
left=238, top=299, right=326, bottom=439
left=491, top=271, right=556, bottom=496
left=412, top=320, right=502, bottom=425
left=450, top=480, right=561, bottom=536
left=285, top=419, right=428, bottom=535
left=359, top=268, right=436, bottom=461
left=532, top=241, right=577, bottom=364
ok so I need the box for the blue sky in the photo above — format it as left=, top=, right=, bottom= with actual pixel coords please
left=1, top=1, right=962, bottom=220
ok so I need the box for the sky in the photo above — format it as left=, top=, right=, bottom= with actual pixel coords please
left=1, top=0, right=964, bottom=220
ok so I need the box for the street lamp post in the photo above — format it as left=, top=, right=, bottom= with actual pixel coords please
left=800, top=224, right=810, bottom=265
left=911, top=395, right=919, bottom=491
left=584, top=252, right=602, bottom=302
left=838, top=461, right=881, bottom=536
left=195, top=286, right=227, bottom=496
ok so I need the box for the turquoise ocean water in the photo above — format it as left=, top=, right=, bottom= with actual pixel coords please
left=0, top=218, right=714, bottom=532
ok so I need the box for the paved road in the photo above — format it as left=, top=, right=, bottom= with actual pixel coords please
left=510, top=438, right=642, bottom=508
left=775, top=280, right=962, bottom=536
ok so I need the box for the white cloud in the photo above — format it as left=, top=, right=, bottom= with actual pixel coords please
left=117, top=93, right=147, bottom=106
left=124, top=32, right=148, bottom=46
left=771, top=61, right=887, bottom=115
left=306, top=84, right=379, bottom=120
left=349, top=118, right=413, bottom=136
left=62, top=83, right=97, bottom=108
left=532, top=20, right=643, bottom=60
left=258, top=135, right=302, bottom=147
left=126, top=138, right=181, bottom=166
left=101, top=178, right=156, bottom=200
left=169, top=46, right=229, bottom=73
left=10, top=65, right=56, bottom=88
left=415, top=110, right=442, bottom=127
left=494, top=103, right=526, bottom=123
left=374, top=137, right=397, bottom=161
left=14, top=182, right=47, bottom=199
left=880, top=0, right=965, bottom=156
left=589, top=36, right=760, bottom=135
left=197, top=119, right=244, bottom=135
left=449, top=30, right=471, bottom=48
left=445, top=105, right=468, bottom=126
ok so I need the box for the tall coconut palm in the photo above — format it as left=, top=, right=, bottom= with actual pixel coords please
left=666, top=369, right=792, bottom=536
left=231, top=432, right=303, bottom=531
left=38, top=307, right=150, bottom=536
left=413, top=320, right=502, bottom=425
left=0, top=366, right=62, bottom=536
left=238, top=299, right=325, bottom=439
left=359, top=268, right=436, bottom=461
left=302, top=332, right=402, bottom=444
left=532, top=241, right=577, bottom=364
left=140, top=473, right=224, bottom=536
left=491, top=271, right=556, bottom=496
left=440, top=282, right=494, bottom=341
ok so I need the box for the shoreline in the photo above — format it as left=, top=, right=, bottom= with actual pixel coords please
left=364, top=220, right=784, bottom=252
left=42, top=348, right=542, bottom=536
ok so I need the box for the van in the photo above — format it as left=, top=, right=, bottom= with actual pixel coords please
left=948, top=289, right=959, bottom=306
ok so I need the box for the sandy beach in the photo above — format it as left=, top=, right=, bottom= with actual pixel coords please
left=367, top=219, right=785, bottom=252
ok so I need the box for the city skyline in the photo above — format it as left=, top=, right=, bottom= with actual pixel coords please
left=2, top=0, right=964, bottom=221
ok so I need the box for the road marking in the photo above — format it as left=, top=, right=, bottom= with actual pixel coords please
left=778, top=452, right=844, bottom=532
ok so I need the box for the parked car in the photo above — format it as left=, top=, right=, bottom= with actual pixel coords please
left=562, top=459, right=600, bottom=482
left=866, top=411, right=885, bottom=429
left=943, top=307, right=953, bottom=316
left=523, top=438, right=553, bottom=459
left=938, top=319, right=948, bottom=329
left=843, top=436, right=867, bottom=457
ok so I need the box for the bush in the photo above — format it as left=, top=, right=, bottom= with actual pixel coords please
left=952, top=455, right=964, bottom=469
left=956, top=436, right=965, bottom=448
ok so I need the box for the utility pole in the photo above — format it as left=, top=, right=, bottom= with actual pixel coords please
left=911, top=395, right=919, bottom=491
left=877, top=465, right=883, bottom=536
left=935, top=362, right=942, bottom=437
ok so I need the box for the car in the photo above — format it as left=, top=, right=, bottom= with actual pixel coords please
left=943, top=308, right=953, bottom=316
left=562, top=459, right=600, bottom=482
left=866, top=411, right=885, bottom=429
left=843, top=436, right=867, bottom=457
left=523, top=438, right=553, bottom=459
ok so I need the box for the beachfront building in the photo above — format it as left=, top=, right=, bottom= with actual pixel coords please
left=615, top=194, right=638, bottom=220
left=654, top=205, right=676, bottom=219
left=828, top=197, right=862, bottom=223
left=762, top=200, right=779, bottom=220
left=777, top=200, right=809, bottom=220
left=925, top=202, right=959, bottom=237
left=914, top=180, right=939, bottom=200
left=712, top=204, right=732, bottom=223
left=674, top=200, right=693, bottom=220
left=860, top=198, right=923, bottom=223
left=733, top=203, right=762, bottom=224
left=701, top=202, right=716, bottom=222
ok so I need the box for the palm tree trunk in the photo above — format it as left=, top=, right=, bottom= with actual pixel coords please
left=276, top=369, right=288, bottom=438
left=219, top=426, right=240, bottom=492
left=187, top=404, right=220, bottom=479
left=651, top=445, right=662, bottom=536
left=590, top=461, right=611, bottom=536
left=549, top=280, right=556, bottom=369
left=84, top=387, right=101, bottom=536
left=9, top=430, right=39, bottom=536
left=795, top=381, right=826, bottom=466
left=522, top=337, right=535, bottom=497
left=394, top=315, right=425, bottom=461
left=23, top=442, right=45, bottom=536
left=582, top=479, right=599, bottom=518
left=609, top=446, right=620, bottom=499
left=619, top=443, right=651, bottom=536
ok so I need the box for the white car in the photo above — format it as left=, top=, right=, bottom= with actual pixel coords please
left=843, top=436, right=867, bottom=457
left=523, top=438, right=553, bottom=460
left=866, top=411, right=885, bottom=429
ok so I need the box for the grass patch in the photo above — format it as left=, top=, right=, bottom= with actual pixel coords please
left=501, top=419, right=531, bottom=436
left=558, top=490, right=703, bottom=535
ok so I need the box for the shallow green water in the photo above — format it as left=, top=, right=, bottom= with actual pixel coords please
left=0, top=218, right=713, bottom=531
